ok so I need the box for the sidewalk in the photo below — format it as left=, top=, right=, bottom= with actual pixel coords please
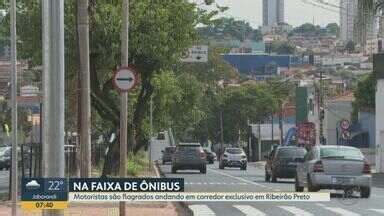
left=373, top=173, right=384, bottom=188
left=0, top=201, right=179, bottom=216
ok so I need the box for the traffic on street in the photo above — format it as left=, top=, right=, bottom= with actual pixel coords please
left=160, top=157, right=384, bottom=216
left=1, top=0, right=384, bottom=215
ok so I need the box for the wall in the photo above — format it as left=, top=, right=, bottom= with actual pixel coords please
left=359, top=111, right=376, bottom=148
left=324, top=100, right=353, bottom=145
left=376, top=80, right=384, bottom=172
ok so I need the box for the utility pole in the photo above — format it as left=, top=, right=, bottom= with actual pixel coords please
left=149, top=95, right=153, bottom=170
left=258, top=122, right=261, bottom=161
left=220, top=110, right=224, bottom=152
left=42, top=0, right=65, bottom=215
left=10, top=0, right=18, bottom=215
left=271, top=113, right=274, bottom=144
left=77, top=0, right=91, bottom=177
left=279, top=102, right=284, bottom=145
left=120, top=0, right=129, bottom=215
left=319, top=70, right=324, bottom=145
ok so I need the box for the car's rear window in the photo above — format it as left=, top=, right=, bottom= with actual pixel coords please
left=277, top=148, right=306, bottom=158
left=226, top=148, right=243, bottom=154
left=177, top=145, right=201, bottom=152
left=320, top=147, right=364, bottom=160
left=165, top=147, right=175, bottom=153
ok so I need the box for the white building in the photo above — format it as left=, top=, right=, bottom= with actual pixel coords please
left=365, top=38, right=384, bottom=55
left=262, top=0, right=284, bottom=27
left=340, top=0, right=358, bottom=43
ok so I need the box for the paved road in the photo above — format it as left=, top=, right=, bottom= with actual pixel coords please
left=159, top=161, right=384, bottom=216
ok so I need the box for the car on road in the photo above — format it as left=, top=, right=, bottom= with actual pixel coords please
left=295, top=145, right=371, bottom=198
left=162, top=146, right=176, bottom=165
left=0, top=146, right=11, bottom=170
left=203, top=148, right=216, bottom=164
left=219, top=147, right=247, bottom=170
left=265, top=146, right=306, bottom=182
left=171, top=143, right=206, bottom=174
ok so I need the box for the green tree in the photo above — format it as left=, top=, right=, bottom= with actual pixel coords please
left=345, top=40, right=355, bottom=53
left=219, top=84, right=276, bottom=143
left=353, top=73, right=376, bottom=112
left=326, top=23, right=340, bottom=36
left=0, top=0, right=219, bottom=175
left=198, top=17, right=261, bottom=42
left=266, top=41, right=296, bottom=54
left=292, top=23, right=321, bottom=36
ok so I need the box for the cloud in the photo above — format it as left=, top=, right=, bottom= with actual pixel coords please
left=26, top=180, right=40, bottom=188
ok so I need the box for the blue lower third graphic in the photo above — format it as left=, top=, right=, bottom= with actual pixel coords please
left=21, top=178, right=68, bottom=201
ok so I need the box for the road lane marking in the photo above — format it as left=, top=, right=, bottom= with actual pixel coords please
left=323, top=207, right=360, bottom=216
left=278, top=206, right=313, bottom=216
left=370, top=209, right=384, bottom=214
left=189, top=205, right=215, bottom=216
left=233, top=205, right=266, bottom=216
left=208, top=168, right=267, bottom=188
left=316, top=203, right=326, bottom=207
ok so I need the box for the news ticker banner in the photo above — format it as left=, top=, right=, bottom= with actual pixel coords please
left=21, top=177, right=330, bottom=210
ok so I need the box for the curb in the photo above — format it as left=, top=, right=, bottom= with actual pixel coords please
left=155, top=162, right=193, bottom=216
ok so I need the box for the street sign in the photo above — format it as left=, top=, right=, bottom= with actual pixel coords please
left=113, top=67, right=138, bottom=92
left=341, top=130, right=351, bottom=140
left=297, top=122, right=316, bottom=147
left=340, top=119, right=350, bottom=130
left=181, top=45, right=208, bottom=63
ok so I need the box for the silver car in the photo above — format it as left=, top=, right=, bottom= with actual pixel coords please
left=219, top=147, right=247, bottom=170
left=171, top=143, right=207, bottom=174
left=295, top=145, right=371, bottom=198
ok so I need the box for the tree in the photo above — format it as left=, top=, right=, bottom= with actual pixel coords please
left=266, top=41, right=296, bottom=54
left=326, top=23, right=340, bottom=36
left=345, top=40, right=355, bottom=53
left=218, top=84, right=276, bottom=143
left=0, top=0, right=217, bottom=175
left=353, top=73, right=376, bottom=112
left=292, top=23, right=320, bottom=36
left=197, top=17, right=261, bottom=42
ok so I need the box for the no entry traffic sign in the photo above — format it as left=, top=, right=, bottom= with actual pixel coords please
left=340, top=119, right=350, bottom=130
left=113, top=66, right=139, bottom=92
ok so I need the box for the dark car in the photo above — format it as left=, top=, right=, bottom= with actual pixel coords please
left=265, top=146, right=306, bottom=182
left=162, top=146, right=176, bottom=164
left=171, top=143, right=206, bottom=174
left=0, top=146, right=11, bottom=170
left=203, top=148, right=216, bottom=164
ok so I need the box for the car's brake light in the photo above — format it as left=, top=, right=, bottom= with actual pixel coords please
left=363, top=161, right=371, bottom=174
left=313, top=160, right=324, bottom=172
left=197, top=149, right=205, bottom=158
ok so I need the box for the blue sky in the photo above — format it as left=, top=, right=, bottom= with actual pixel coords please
left=202, top=0, right=340, bottom=28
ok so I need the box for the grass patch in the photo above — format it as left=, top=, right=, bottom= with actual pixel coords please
left=127, top=151, right=149, bottom=176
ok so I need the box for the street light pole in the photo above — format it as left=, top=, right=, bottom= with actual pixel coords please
left=10, top=0, right=18, bottom=215
left=42, top=0, right=65, bottom=215
left=149, top=95, right=153, bottom=170
left=120, top=0, right=129, bottom=215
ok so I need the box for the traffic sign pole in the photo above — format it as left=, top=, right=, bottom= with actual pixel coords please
left=10, top=0, right=18, bottom=215
left=120, top=0, right=129, bottom=215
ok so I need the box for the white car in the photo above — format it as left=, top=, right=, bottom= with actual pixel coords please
left=295, top=145, right=371, bottom=198
left=219, top=148, right=247, bottom=170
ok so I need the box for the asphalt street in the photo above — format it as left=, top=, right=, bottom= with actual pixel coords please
left=159, top=162, right=384, bottom=216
